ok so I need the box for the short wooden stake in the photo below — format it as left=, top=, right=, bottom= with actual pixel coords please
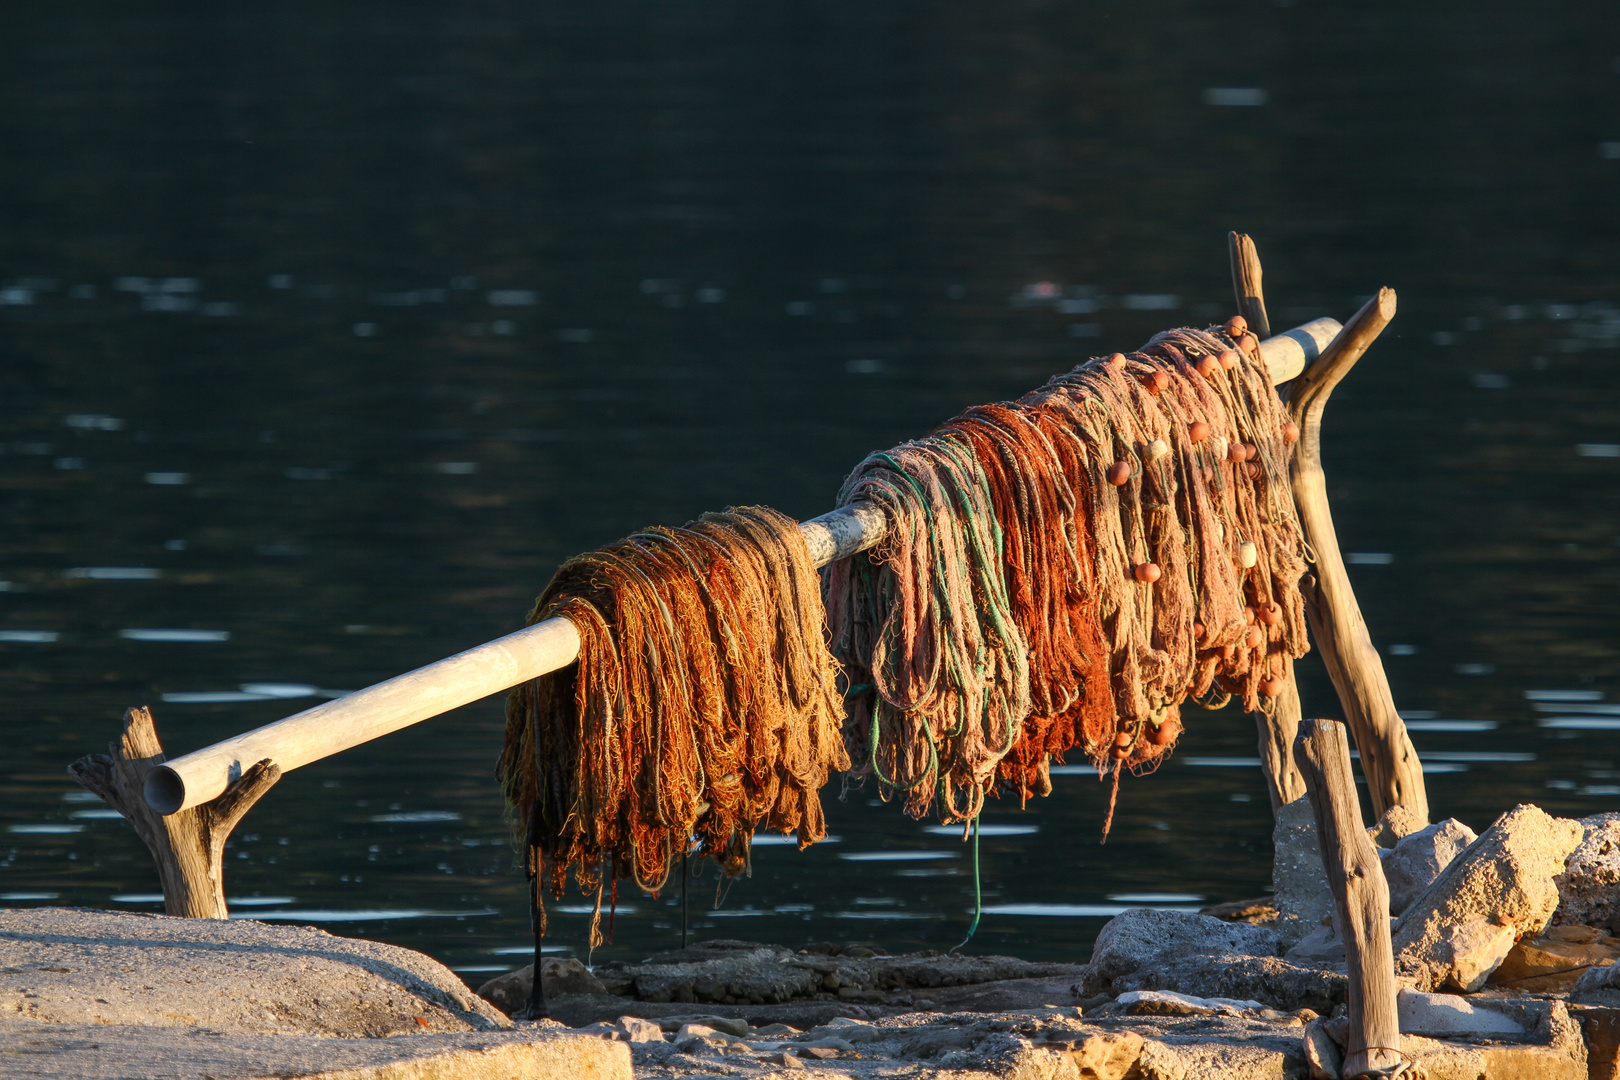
left=1296, top=718, right=1401, bottom=1078
left=69, top=706, right=281, bottom=918
left=1253, top=671, right=1307, bottom=813
left=1228, top=231, right=1272, bottom=339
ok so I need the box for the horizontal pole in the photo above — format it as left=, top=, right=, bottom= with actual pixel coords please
left=145, top=320, right=1339, bottom=815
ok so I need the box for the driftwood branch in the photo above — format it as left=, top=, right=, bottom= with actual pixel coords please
left=69, top=706, right=281, bottom=918
left=1296, top=718, right=1401, bottom=1078
left=1286, top=289, right=1429, bottom=823
left=1228, top=231, right=1271, bottom=339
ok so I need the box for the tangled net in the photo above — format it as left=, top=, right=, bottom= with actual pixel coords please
left=499, top=505, right=848, bottom=912
left=824, top=326, right=1311, bottom=833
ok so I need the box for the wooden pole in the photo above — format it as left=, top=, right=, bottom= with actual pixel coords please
left=1286, top=290, right=1429, bottom=823
left=1295, top=718, right=1402, bottom=1078
left=69, top=706, right=281, bottom=918
left=142, top=319, right=1341, bottom=818
left=1228, top=231, right=1272, bottom=340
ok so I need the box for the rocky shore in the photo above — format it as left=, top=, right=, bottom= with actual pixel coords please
left=3, top=802, right=1617, bottom=1078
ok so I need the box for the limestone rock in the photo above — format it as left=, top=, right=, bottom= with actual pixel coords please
left=1381, top=818, right=1477, bottom=916
left=1081, top=908, right=1277, bottom=996
left=1367, top=802, right=1428, bottom=848
left=1071, top=1030, right=1144, bottom=1079
left=1272, top=794, right=1334, bottom=947
left=476, top=957, right=608, bottom=1015
left=1392, top=804, right=1584, bottom=992
left=1108, top=952, right=1347, bottom=1014
left=0, top=906, right=507, bottom=1037
left=1573, top=954, right=1620, bottom=1007
left=1555, top=813, right=1620, bottom=934
left=1488, top=925, right=1620, bottom=993
left=614, top=1015, right=665, bottom=1042
left=1395, top=989, right=1526, bottom=1038
left=1283, top=923, right=1345, bottom=967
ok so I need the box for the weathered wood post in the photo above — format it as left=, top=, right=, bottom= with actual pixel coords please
left=1286, top=290, right=1429, bottom=824
left=1296, top=718, right=1402, bottom=1078
left=69, top=706, right=281, bottom=918
left=1229, top=232, right=1308, bottom=814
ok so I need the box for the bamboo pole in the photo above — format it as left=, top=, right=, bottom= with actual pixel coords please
left=144, top=321, right=1340, bottom=817
left=1287, top=290, right=1429, bottom=823
left=1296, top=718, right=1401, bottom=1078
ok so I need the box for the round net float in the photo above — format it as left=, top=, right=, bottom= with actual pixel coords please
left=1197, top=354, right=1221, bottom=378
left=1143, top=370, right=1170, bottom=394
left=1224, top=315, right=1248, bottom=339
left=1259, top=676, right=1286, bottom=697
left=1282, top=420, right=1300, bottom=444
left=1106, top=460, right=1132, bottom=486
left=1244, top=624, right=1265, bottom=649
left=1238, top=540, right=1259, bottom=568
left=1189, top=420, right=1210, bottom=443
left=1258, top=602, right=1282, bottom=627
left=1133, top=561, right=1162, bottom=583
left=1146, top=438, right=1170, bottom=462
left=1106, top=352, right=1127, bottom=368
left=1243, top=605, right=1257, bottom=625
left=1147, top=714, right=1181, bottom=746
left=1218, top=349, right=1240, bottom=371
left=1228, top=441, right=1249, bottom=463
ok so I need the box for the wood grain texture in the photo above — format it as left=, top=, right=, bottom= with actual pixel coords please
left=1228, top=231, right=1272, bottom=339
left=71, top=706, right=280, bottom=917
left=1296, top=718, right=1401, bottom=1078
left=1286, top=289, right=1429, bottom=824
left=1253, top=672, right=1307, bottom=813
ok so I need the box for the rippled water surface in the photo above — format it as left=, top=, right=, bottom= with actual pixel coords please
left=2, top=3, right=1618, bottom=981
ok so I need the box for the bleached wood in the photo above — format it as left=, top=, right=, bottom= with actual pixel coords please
left=145, top=318, right=1340, bottom=817
left=1286, top=289, right=1429, bottom=824
left=1228, top=231, right=1272, bottom=339
left=1252, top=671, right=1307, bottom=814
left=71, top=706, right=280, bottom=917
left=1296, top=719, right=1401, bottom=1078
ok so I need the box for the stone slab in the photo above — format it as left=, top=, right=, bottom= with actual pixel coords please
left=0, top=1017, right=630, bottom=1080
left=0, top=907, right=507, bottom=1037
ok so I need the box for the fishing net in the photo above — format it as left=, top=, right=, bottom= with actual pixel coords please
left=498, top=505, right=849, bottom=912
left=824, top=326, right=1310, bottom=832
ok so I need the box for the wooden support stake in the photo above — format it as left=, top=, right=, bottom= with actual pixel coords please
left=1228, top=231, right=1272, bottom=339
left=1253, top=672, right=1307, bottom=813
left=1286, top=290, right=1429, bottom=824
left=1296, top=718, right=1401, bottom=1078
left=69, top=706, right=281, bottom=918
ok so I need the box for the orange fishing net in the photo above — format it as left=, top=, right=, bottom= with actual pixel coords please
left=824, top=326, right=1310, bottom=833
left=499, top=505, right=848, bottom=907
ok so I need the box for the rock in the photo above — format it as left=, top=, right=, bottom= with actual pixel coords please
left=1117, top=989, right=1265, bottom=1016
left=1071, top=1030, right=1144, bottom=1079
left=1198, top=897, right=1277, bottom=925
left=0, top=906, right=507, bottom=1037
left=1395, top=989, right=1527, bottom=1038
left=802, top=1045, right=841, bottom=1059
left=0, top=1016, right=631, bottom=1080
left=768, top=1050, right=806, bottom=1069
left=1573, top=956, right=1620, bottom=1008
left=1488, top=926, right=1620, bottom=993
left=1081, top=908, right=1278, bottom=996
left=1555, top=813, right=1620, bottom=934
left=656, top=1014, right=748, bottom=1037
left=1367, top=802, right=1428, bottom=848
left=1392, top=804, right=1584, bottom=991
left=927, top=975, right=1081, bottom=1012
left=1302, top=1017, right=1342, bottom=1080
left=1109, top=952, right=1345, bottom=1014
left=1272, top=794, right=1335, bottom=946
left=476, top=957, right=608, bottom=1016
left=1283, top=923, right=1345, bottom=967
left=1381, top=818, right=1477, bottom=916
left=614, top=1015, right=665, bottom=1042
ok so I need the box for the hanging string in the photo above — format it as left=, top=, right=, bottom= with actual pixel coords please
left=950, top=814, right=983, bottom=954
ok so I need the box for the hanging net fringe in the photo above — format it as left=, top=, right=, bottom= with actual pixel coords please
left=824, top=327, right=1311, bottom=830
left=499, top=505, right=849, bottom=902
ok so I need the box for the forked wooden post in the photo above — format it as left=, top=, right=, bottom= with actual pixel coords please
left=1296, top=718, right=1401, bottom=1078
left=1286, top=290, right=1429, bottom=823
left=69, top=706, right=281, bottom=918
left=1228, top=231, right=1272, bottom=339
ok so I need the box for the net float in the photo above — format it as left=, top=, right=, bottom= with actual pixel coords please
left=1143, top=370, right=1170, bottom=394
left=1244, top=624, right=1264, bottom=649
left=1218, top=349, right=1240, bottom=371
left=1107, top=461, right=1132, bottom=485
left=1197, top=354, right=1220, bottom=378
left=1281, top=420, right=1300, bottom=444
left=1193, top=620, right=1206, bottom=640
left=1258, top=603, right=1281, bottom=626
left=1189, top=421, right=1210, bottom=443
left=1246, top=461, right=1261, bottom=479
left=1147, top=715, right=1181, bottom=746
left=1238, top=540, right=1258, bottom=568
left=1243, top=606, right=1257, bottom=625
left=1113, top=730, right=1134, bottom=749
left=1224, top=315, right=1248, bottom=339
left=1211, top=436, right=1229, bottom=461
left=1260, top=676, right=1286, bottom=697
left=1133, top=561, right=1162, bottom=583
left=1107, top=352, right=1127, bottom=368
left=1228, top=442, right=1249, bottom=463
left=1147, top=438, right=1170, bottom=462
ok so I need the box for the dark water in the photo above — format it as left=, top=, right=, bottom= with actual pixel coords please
left=2, top=3, right=1618, bottom=984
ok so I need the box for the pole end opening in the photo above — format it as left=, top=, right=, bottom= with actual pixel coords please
left=144, top=766, right=186, bottom=816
